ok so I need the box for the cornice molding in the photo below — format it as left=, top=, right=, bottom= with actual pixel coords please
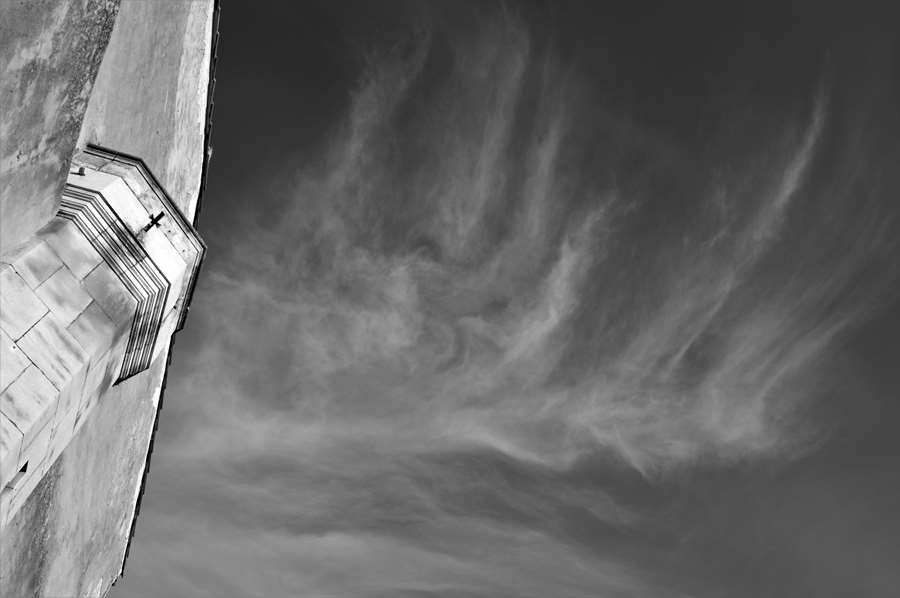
left=59, top=186, right=169, bottom=381
left=78, top=145, right=206, bottom=332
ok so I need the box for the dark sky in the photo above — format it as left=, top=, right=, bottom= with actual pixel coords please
left=113, top=2, right=900, bottom=596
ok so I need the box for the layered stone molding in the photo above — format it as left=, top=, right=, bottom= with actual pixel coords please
left=58, top=186, right=169, bottom=381
left=0, top=146, right=204, bottom=527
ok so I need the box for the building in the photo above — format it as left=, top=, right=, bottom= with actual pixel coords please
left=0, top=1, right=219, bottom=596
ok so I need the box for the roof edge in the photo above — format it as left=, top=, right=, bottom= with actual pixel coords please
left=109, top=0, right=221, bottom=592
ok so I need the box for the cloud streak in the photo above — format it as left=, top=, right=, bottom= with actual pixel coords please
left=117, top=8, right=900, bottom=597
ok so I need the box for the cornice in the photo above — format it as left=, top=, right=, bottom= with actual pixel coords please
left=58, top=186, right=169, bottom=381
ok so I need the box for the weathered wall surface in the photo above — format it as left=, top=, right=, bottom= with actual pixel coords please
left=77, top=0, right=214, bottom=216
left=0, top=221, right=130, bottom=529
left=0, top=1, right=214, bottom=596
left=0, top=359, right=163, bottom=598
left=0, top=0, right=120, bottom=255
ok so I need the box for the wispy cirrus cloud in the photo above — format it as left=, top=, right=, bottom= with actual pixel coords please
left=119, top=8, right=900, bottom=597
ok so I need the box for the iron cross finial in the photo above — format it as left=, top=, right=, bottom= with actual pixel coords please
left=141, top=211, right=166, bottom=233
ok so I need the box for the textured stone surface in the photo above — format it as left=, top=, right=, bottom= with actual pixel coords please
left=35, top=267, right=93, bottom=327
left=77, top=0, right=212, bottom=214
left=0, top=265, right=49, bottom=340
left=0, top=0, right=120, bottom=254
left=16, top=315, right=88, bottom=390
left=82, top=261, right=137, bottom=327
left=40, top=217, right=104, bottom=280
left=0, top=365, right=57, bottom=451
left=79, top=349, right=121, bottom=418
left=1, top=351, right=166, bottom=597
left=1, top=413, right=55, bottom=526
left=0, top=329, right=30, bottom=393
left=65, top=366, right=90, bottom=418
left=45, top=399, right=78, bottom=468
left=0, top=412, right=24, bottom=486
left=67, top=301, right=117, bottom=357
left=140, top=227, right=187, bottom=313
left=22, top=409, right=54, bottom=473
left=95, top=175, right=148, bottom=233
left=0, top=239, right=64, bottom=289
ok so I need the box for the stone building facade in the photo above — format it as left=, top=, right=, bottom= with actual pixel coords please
left=0, top=1, right=218, bottom=596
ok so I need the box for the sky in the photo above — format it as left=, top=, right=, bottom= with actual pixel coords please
left=112, top=2, right=900, bottom=597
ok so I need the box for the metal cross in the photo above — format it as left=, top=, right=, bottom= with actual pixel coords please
left=141, top=211, right=166, bottom=233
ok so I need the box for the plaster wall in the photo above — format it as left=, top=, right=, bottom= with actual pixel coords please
left=77, top=0, right=214, bottom=215
left=0, top=0, right=120, bottom=254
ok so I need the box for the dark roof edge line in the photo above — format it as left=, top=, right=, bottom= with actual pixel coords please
left=110, top=0, right=221, bottom=592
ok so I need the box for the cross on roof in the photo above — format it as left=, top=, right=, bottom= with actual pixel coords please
left=141, top=211, right=166, bottom=233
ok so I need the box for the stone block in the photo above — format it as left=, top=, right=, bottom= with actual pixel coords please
left=76, top=350, right=120, bottom=420
left=0, top=365, right=57, bottom=452
left=71, top=152, right=111, bottom=172
left=0, top=264, right=49, bottom=340
left=97, top=227, right=141, bottom=266
left=68, top=167, right=120, bottom=200
left=0, top=329, right=30, bottom=393
left=76, top=389, right=100, bottom=426
left=1, top=239, right=64, bottom=289
left=120, top=170, right=159, bottom=212
left=55, top=362, right=87, bottom=429
left=81, top=351, right=117, bottom=408
left=98, top=160, right=152, bottom=204
left=67, top=301, right=119, bottom=358
left=152, top=308, right=180, bottom=363
left=20, top=408, right=53, bottom=470
left=35, top=266, right=94, bottom=327
left=141, top=226, right=185, bottom=312
left=0, top=239, right=34, bottom=267
left=45, top=402, right=78, bottom=473
left=0, top=412, right=24, bottom=488
left=100, top=176, right=151, bottom=234
left=82, top=261, right=138, bottom=328
left=16, top=315, right=88, bottom=389
left=1, top=452, right=47, bottom=527
left=40, top=217, right=104, bottom=279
